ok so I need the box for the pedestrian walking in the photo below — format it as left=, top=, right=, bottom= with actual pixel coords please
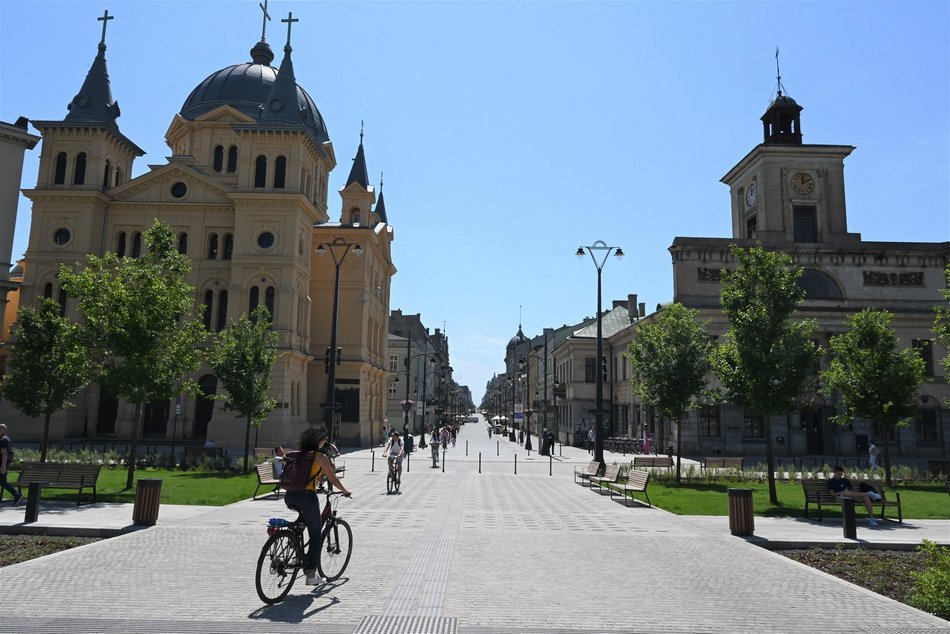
left=0, top=424, right=22, bottom=505
left=587, top=426, right=595, bottom=454
left=868, top=442, right=880, bottom=470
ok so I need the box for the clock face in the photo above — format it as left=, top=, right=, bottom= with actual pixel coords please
left=791, top=172, right=815, bottom=195
left=745, top=184, right=757, bottom=207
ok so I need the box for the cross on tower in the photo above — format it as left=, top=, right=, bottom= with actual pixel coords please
left=282, top=12, right=299, bottom=48
left=259, top=0, right=271, bottom=41
left=98, top=9, right=114, bottom=46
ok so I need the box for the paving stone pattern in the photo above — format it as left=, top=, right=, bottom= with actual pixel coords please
left=1, top=424, right=947, bottom=633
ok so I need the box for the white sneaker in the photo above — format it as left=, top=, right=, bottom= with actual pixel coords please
left=868, top=491, right=882, bottom=501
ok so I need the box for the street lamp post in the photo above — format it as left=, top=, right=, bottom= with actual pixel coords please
left=519, top=352, right=533, bottom=451
left=317, top=237, right=363, bottom=444
left=576, top=240, right=623, bottom=466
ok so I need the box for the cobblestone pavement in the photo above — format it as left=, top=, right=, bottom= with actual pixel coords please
left=1, top=423, right=947, bottom=633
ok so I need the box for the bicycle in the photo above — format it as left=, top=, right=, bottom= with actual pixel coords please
left=386, top=455, right=401, bottom=494
left=255, top=487, right=353, bottom=604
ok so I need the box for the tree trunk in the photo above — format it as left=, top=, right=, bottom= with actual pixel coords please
left=125, top=402, right=142, bottom=491
left=41, top=412, right=51, bottom=463
left=675, top=412, right=683, bottom=484
left=243, top=415, right=252, bottom=475
left=764, top=415, right=777, bottom=505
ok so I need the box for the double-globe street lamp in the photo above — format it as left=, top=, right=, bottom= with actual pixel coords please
left=393, top=330, right=439, bottom=435
left=317, top=237, right=362, bottom=443
left=576, top=240, right=623, bottom=466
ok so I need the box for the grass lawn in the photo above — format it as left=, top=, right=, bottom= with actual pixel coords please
left=638, top=480, right=950, bottom=520
left=6, top=467, right=260, bottom=506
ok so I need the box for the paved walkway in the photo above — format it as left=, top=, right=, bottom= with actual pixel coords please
left=1, top=421, right=947, bottom=633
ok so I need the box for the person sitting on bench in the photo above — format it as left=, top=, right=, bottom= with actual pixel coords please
left=827, top=465, right=881, bottom=527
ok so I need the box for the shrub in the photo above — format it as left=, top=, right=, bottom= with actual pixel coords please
left=907, top=540, right=950, bottom=620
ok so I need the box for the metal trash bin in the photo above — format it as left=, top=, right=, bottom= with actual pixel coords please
left=132, top=478, right=163, bottom=526
left=727, top=488, right=754, bottom=536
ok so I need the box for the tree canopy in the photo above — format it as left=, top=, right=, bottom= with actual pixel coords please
left=626, top=302, right=710, bottom=483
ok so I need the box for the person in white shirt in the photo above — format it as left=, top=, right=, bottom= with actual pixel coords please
left=383, top=430, right=405, bottom=483
left=272, top=446, right=285, bottom=477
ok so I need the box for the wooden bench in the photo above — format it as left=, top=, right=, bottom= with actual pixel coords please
left=702, top=457, right=743, bottom=473
left=253, top=461, right=282, bottom=500
left=633, top=456, right=673, bottom=470
left=588, top=464, right=622, bottom=492
left=608, top=469, right=652, bottom=507
left=574, top=460, right=600, bottom=484
left=12, top=462, right=102, bottom=506
left=802, top=479, right=902, bottom=523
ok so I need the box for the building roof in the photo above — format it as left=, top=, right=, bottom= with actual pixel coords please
left=571, top=305, right=631, bottom=339
left=179, top=39, right=329, bottom=143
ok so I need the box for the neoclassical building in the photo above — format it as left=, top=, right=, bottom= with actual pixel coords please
left=0, top=12, right=394, bottom=448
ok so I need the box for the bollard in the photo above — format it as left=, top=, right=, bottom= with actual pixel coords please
left=24, top=481, right=46, bottom=524
left=549, top=454, right=553, bottom=476
left=841, top=497, right=857, bottom=539
left=479, top=452, right=482, bottom=474
left=406, top=452, right=410, bottom=473
left=465, top=441, right=468, bottom=456
left=371, top=450, right=375, bottom=472
left=132, top=478, right=163, bottom=526
left=727, top=488, right=754, bottom=536
left=514, top=454, right=518, bottom=475
left=442, top=447, right=446, bottom=473
left=497, top=440, right=499, bottom=456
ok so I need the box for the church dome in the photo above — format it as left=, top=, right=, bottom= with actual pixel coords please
left=179, top=42, right=329, bottom=142
left=507, top=328, right=527, bottom=350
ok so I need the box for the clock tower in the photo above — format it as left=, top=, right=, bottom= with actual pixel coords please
left=721, top=79, right=862, bottom=249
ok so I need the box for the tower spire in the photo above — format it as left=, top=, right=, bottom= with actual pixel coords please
left=259, top=12, right=303, bottom=125
left=65, top=11, right=121, bottom=128
left=346, top=125, right=370, bottom=188
left=775, top=46, right=786, bottom=97
left=760, top=46, right=803, bottom=145
left=375, top=172, right=388, bottom=223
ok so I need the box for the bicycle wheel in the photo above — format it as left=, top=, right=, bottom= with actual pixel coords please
left=317, top=518, right=353, bottom=581
left=394, top=471, right=400, bottom=493
left=256, top=530, right=302, bottom=604
left=386, top=469, right=394, bottom=494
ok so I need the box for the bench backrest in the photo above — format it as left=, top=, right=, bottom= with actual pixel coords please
left=706, top=457, right=743, bottom=469
left=635, top=456, right=673, bottom=468
left=19, top=462, right=100, bottom=484
left=58, top=464, right=101, bottom=483
left=19, top=462, right=63, bottom=481
left=803, top=479, right=884, bottom=500
left=600, top=464, right=621, bottom=482
left=626, top=469, right=649, bottom=489
left=256, top=461, right=276, bottom=482
left=584, top=460, right=599, bottom=476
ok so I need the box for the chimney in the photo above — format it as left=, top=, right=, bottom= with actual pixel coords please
left=638, top=302, right=646, bottom=317
left=612, top=299, right=625, bottom=309
left=628, top=294, right=638, bottom=321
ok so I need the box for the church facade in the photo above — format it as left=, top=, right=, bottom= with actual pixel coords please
left=0, top=11, right=394, bottom=449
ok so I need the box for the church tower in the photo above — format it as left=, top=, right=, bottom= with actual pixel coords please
left=23, top=11, right=144, bottom=312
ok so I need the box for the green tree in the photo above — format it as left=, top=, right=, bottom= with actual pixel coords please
left=1, top=299, right=92, bottom=462
left=934, top=263, right=950, bottom=379
left=59, top=220, right=206, bottom=489
left=820, top=308, right=924, bottom=486
left=207, top=305, right=279, bottom=474
left=712, top=245, right=820, bottom=504
left=626, top=303, right=710, bottom=484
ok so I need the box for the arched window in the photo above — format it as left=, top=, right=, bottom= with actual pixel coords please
left=54, top=152, right=67, bottom=184
left=102, top=159, right=111, bottom=190
left=177, top=232, right=188, bottom=255
left=73, top=152, right=87, bottom=185
left=43, top=282, right=54, bottom=299
left=207, top=234, right=218, bottom=259
left=798, top=269, right=843, bottom=300
left=249, top=286, right=260, bottom=314
left=265, top=286, right=275, bottom=320
left=114, top=166, right=122, bottom=186
left=227, top=146, right=238, bottom=173
left=254, top=155, right=267, bottom=188
left=116, top=231, right=127, bottom=257
left=131, top=232, right=142, bottom=258
left=213, top=145, right=224, bottom=172
left=57, top=287, right=67, bottom=315
left=223, top=234, right=233, bottom=260
left=274, top=156, right=287, bottom=189
left=202, top=290, right=214, bottom=330
left=216, top=290, right=229, bottom=332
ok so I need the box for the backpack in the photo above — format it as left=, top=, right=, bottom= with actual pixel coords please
left=279, top=450, right=317, bottom=492
left=0, top=435, right=12, bottom=466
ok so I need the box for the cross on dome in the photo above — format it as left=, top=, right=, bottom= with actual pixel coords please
left=259, top=0, right=271, bottom=41
left=282, top=12, right=299, bottom=48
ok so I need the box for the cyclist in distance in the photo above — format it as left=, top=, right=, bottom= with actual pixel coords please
left=383, top=429, right=405, bottom=484
left=285, top=426, right=351, bottom=586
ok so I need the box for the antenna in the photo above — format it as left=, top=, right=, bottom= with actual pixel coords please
left=775, top=46, right=786, bottom=96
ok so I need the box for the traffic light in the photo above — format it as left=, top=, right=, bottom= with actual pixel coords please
left=336, top=347, right=342, bottom=365
left=601, top=356, right=608, bottom=382
left=325, top=347, right=330, bottom=373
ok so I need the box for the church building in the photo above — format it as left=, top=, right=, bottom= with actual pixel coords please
left=0, top=8, right=395, bottom=449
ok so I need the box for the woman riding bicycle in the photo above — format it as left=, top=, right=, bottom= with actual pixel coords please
left=383, top=430, right=405, bottom=484
left=284, top=426, right=351, bottom=586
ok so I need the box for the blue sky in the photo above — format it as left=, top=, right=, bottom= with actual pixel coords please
left=2, top=1, right=948, bottom=403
